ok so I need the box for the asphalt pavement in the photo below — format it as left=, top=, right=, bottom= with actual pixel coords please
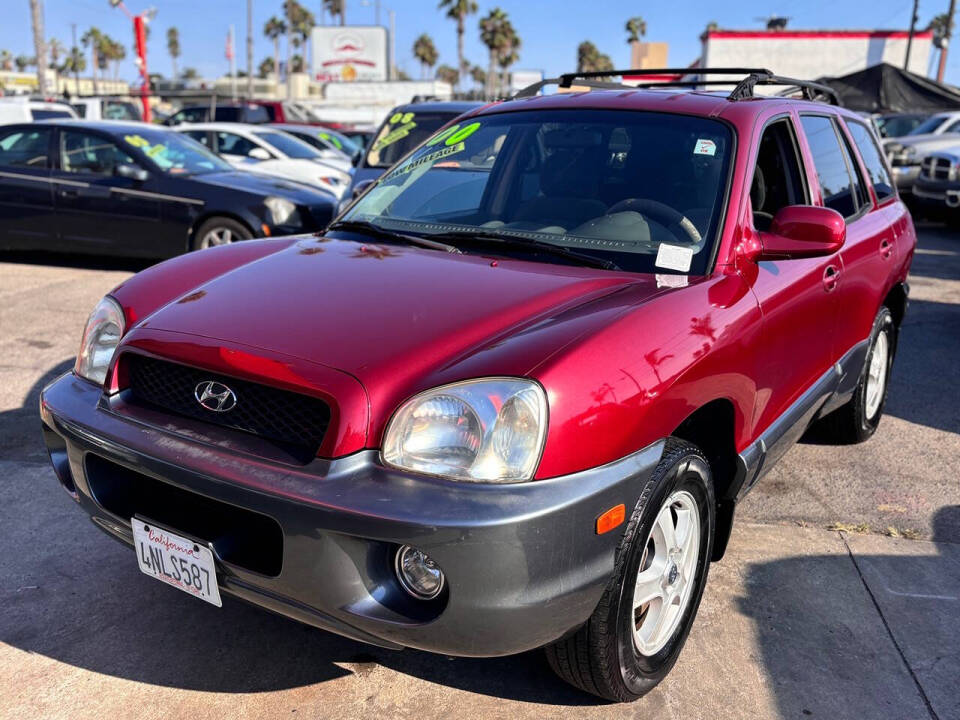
left=0, top=226, right=957, bottom=719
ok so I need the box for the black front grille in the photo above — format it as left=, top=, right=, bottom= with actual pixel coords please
left=125, top=353, right=330, bottom=456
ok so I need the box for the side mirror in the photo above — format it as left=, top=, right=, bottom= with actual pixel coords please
left=115, top=164, right=149, bottom=182
left=352, top=178, right=375, bottom=198
left=248, top=147, right=272, bottom=161
left=753, top=205, right=846, bottom=260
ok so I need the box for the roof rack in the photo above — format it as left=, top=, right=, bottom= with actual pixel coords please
left=513, top=67, right=839, bottom=105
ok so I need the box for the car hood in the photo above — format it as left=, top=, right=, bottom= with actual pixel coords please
left=136, top=235, right=659, bottom=431
left=190, top=170, right=334, bottom=204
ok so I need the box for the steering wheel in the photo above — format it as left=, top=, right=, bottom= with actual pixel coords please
left=606, top=198, right=702, bottom=245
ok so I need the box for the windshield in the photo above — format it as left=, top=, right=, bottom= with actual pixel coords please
left=876, top=114, right=924, bottom=138
left=908, top=115, right=948, bottom=136
left=317, top=128, right=361, bottom=156
left=253, top=129, right=320, bottom=159
left=345, top=109, right=732, bottom=275
left=121, top=129, right=233, bottom=175
left=364, top=111, right=461, bottom=168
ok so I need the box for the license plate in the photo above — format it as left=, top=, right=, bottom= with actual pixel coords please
left=132, top=519, right=222, bottom=607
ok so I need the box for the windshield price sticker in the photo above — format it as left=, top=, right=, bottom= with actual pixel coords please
left=655, top=243, right=694, bottom=272
left=124, top=134, right=150, bottom=148
left=385, top=142, right=465, bottom=181
left=426, top=121, right=482, bottom=148
left=373, top=112, right=419, bottom=152
left=694, top=138, right=717, bottom=156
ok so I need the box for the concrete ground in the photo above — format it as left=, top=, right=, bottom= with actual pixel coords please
left=0, top=225, right=957, bottom=719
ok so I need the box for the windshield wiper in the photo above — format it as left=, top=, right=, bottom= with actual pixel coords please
left=422, top=229, right=621, bottom=271
left=327, top=220, right=461, bottom=254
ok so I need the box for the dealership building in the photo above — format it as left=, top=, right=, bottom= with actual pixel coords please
left=699, top=29, right=933, bottom=81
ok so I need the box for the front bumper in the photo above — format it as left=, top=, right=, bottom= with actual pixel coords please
left=892, top=164, right=920, bottom=190
left=39, top=372, right=661, bottom=657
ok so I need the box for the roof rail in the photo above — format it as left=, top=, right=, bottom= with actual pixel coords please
left=512, top=67, right=839, bottom=105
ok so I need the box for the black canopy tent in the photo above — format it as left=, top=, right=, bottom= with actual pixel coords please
left=817, top=62, right=960, bottom=113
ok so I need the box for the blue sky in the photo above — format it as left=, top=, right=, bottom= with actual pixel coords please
left=2, top=0, right=956, bottom=83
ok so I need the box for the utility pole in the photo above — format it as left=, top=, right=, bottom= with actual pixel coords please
left=389, top=9, right=396, bottom=80
left=938, top=0, right=957, bottom=83
left=247, top=0, right=254, bottom=97
left=30, top=0, right=48, bottom=95
left=905, top=0, right=919, bottom=70
left=228, top=24, right=238, bottom=101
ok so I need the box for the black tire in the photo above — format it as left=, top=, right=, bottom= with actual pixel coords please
left=545, top=439, right=715, bottom=702
left=190, top=216, right=253, bottom=252
left=811, top=306, right=896, bottom=444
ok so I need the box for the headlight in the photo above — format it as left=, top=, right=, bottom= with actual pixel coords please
left=382, top=378, right=548, bottom=483
left=264, top=196, right=299, bottom=226
left=75, top=296, right=125, bottom=385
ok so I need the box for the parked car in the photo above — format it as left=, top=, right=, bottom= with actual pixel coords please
left=266, top=122, right=361, bottom=170
left=0, top=98, right=77, bottom=123
left=248, top=100, right=323, bottom=124
left=175, top=122, right=350, bottom=199
left=0, top=120, right=337, bottom=256
left=70, top=97, right=142, bottom=121
left=873, top=111, right=929, bottom=139
left=163, top=102, right=271, bottom=126
left=883, top=110, right=960, bottom=191
left=340, top=125, right=376, bottom=150
left=341, top=100, right=485, bottom=208
left=40, top=71, right=915, bottom=703
left=911, top=146, right=960, bottom=221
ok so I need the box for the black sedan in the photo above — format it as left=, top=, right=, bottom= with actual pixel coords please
left=0, top=120, right=337, bottom=257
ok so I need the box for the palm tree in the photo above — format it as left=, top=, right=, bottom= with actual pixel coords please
left=47, top=38, right=64, bottom=91
left=294, top=7, right=315, bottom=72
left=290, top=54, right=305, bottom=73
left=15, top=55, right=34, bottom=72
left=413, top=34, right=438, bottom=79
left=323, top=0, right=345, bottom=25
left=181, top=67, right=199, bottom=80
left=105, top=38, right=125, bottom=81
left=479, top=7, right=509, bottom=97
left=439, top=0, right=477, bottom=90
left=625, top=16, right=646, bottom=44
left=263, top=16, right=286, bottom=78
left=497, top=29, right=520, bottom=95
left=0, top=50, right=12, bottom=72
left=30, top=0, right=47, bottom=94
left=257, top=57, right=274, bottom=79
left=62, top=46, right=85, bottom=86
left=81, top=27, right=102, bottom=93
left=577, top=40, right=612, bottom=73
left=470, top=64, right=485, bottom=91
left=435, top=64, right=459, bottom=87
left=166, top=27, right=180, bottom=81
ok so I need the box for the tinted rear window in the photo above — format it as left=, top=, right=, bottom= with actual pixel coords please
left=846, top=121, right=896, bottom=202
left=214, top=107, right=242, bottom=122
left=0, top=127, right=52, bottom=167
left=801, top=115, right=860, bottom=218
left=31, top=109, right=73, bottom=120
left=365, top=111, right=461, bottom=168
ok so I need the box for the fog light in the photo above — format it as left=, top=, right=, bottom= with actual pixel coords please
left=395, top=545, right=445, bottom=599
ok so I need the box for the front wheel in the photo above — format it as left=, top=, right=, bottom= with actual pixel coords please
left=191, top=217, right=253, bottom=252
left=545, top=439, right=715, bottom=702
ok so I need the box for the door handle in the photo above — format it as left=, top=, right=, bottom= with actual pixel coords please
left=59, top=188, right=80, bottom=199
left=822, top=264, right=840, bottom=292
left=880, top=238, right=894, bottom=260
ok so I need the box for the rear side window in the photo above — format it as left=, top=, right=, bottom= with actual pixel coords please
left=846, top=121, right=896, bottom=202
left=800, top=115, right=862, bottom=219
left=104, top=100, right=140, bottom=120
left=214, top=107, right=241, bottom=122
left=216, top=132, right=260, bottom=157
left=0, top=127, right=52, bottom=168
left=244, top=106, right=271, bottom=123
left=31, top=109, right=73, bottom=120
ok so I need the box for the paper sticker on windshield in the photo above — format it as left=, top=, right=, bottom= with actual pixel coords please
left=694, top=138, right=716, bottom=156
left=384, top=142, right=465, bottom=181
left=124, top=134, right=150, bottom=148
left=655, top=243, right=694, bottom=272
left=372, top=119, right=417, bottom=152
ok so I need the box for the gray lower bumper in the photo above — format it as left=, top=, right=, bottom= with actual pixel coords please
left=39, top=372, right=662, bottom=657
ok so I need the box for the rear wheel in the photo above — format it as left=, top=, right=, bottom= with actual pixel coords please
left=191, top=217, right=252, bottom=251
left=545, top=439, right=715, bottom=702
left=811, top=306, right=896, bottom=443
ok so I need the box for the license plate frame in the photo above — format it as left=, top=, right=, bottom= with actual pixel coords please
left=131, top=517, right=222, bottom=607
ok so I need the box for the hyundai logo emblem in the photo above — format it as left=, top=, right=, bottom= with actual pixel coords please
left=194, top=380, right=237, bottom=413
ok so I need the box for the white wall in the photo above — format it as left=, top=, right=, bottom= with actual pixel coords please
left=702, top=32, right=933, bottom=83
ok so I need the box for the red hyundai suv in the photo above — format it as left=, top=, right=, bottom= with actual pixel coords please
left=40, top=69, right=915, bottom=702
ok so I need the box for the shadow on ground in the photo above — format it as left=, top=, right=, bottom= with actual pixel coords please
left=0, top=250, right=155, bottom=273
left=739, top=506, right=960, bottom=720
left=0, top=359, right=74, bottom=464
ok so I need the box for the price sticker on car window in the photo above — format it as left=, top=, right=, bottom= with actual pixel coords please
left=694, top=138, right=717, bottom=156
left=656, top=243, right=694, bottom=272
